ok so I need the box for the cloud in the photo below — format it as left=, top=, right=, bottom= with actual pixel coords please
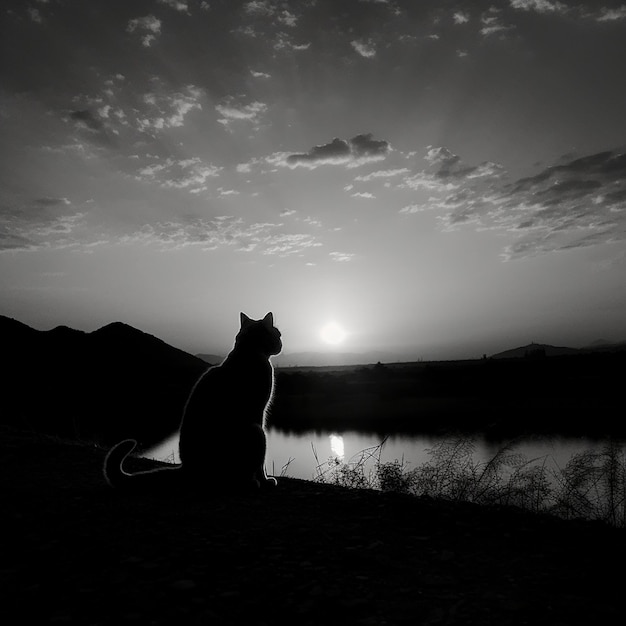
left=480, top=9, right=514, bottom=36
left=121, top=216, right=323, bottom=257
left=354, top=168, right=410, bottom=182
left=595, top=6, right=626, bottom=21
left=403, top=148, right=626, bottom=259
left=272, top=34, right=310, bottom=52
left=0, top=199, right=88, bottom=252
left=329, top=252, right=355, bottom=262
left=121, top=217, right=243, bottom=251
left=509, top=0, right=568, bottom=13
left=260, top=233, right=322, bottom=257
left=35, top=197, right=71, bottom=207
left=215, top=99, right=267, bottom=129
left=283, top=134, right=391, bottom=169
left=236, top=6, right=307, bottom=50
left=66, top=109, right=119, bottom=147
left=69, top=109, right=105, bottom=132
left=453, top=11, right=470, bottom=24
left=351, top=134, right=391, bottom=159
left=351, top=192, right=376, bottom=199
left=351, top=40, right=377, bottom=58
left=250, top=70, right=271, bottom=79
left=157, top=0, right=190, bottom=13
left=400, top=203, right=429, bottom=214
left=136, top=85, right=203, bottom=132
left=277, top=10, right=298, bottom=27
left=236, top=162, right=253, bottom=173
left=135, top=156, right=222, bottom=193
left=28, top=7, right=43, bottom=23
left=242, top=1, right=299, bottom=29
left=287, top=138, right=350, bottom=166
left=127, top=15, right=162, bottom=47
left=1, top=204, right=323, bottom=259
left=424, top=146, right=460, bottom=169
left=244, top=1, right=275, bottom=16
left=401, top=147, right=505, bottom=195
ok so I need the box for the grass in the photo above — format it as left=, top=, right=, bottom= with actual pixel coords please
left=310, top=435, right=626, bottom=527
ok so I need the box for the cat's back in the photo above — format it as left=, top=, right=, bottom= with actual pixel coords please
left=184, top=355, right=272, bottom=411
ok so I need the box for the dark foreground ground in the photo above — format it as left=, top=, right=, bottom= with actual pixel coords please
left=2, top=426, right=624, bottom=625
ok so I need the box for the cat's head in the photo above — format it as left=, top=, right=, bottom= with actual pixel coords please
left=236, top=312, right=282, bottom=356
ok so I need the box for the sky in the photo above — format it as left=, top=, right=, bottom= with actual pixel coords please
left=1, top=0, right=626, bottom=361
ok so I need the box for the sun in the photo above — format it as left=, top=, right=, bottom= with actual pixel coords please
left=320, top=321, right=347, bottom=345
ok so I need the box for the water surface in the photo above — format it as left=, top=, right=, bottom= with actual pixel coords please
left=144, top=429, right=611, bottom=483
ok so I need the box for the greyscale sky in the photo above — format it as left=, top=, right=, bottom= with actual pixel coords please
left=1, top=0, right=626, bottom=360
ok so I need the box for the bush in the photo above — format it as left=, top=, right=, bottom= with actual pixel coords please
left=309, top=435, right=626, bottom=527
left=551, top=441, right=626, bottom=526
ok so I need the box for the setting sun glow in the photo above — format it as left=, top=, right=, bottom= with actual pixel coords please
left=320, top=322, right=347, bottom=345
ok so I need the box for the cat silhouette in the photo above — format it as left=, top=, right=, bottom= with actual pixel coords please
left=103, top=312, right=282, bottom=491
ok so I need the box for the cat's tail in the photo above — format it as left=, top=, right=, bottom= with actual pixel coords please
left=103, top=439, right=182, bottom=490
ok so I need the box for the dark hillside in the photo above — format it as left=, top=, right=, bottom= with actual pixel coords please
left=0, top=316, right=207, bottom=448
left=2, top=426, right=624, bottom=625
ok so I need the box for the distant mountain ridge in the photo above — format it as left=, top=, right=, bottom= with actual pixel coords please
left=490, top=340, right=626, bottom=360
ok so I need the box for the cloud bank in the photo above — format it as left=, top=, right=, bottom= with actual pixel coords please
left=400, top=147, right=626, bottom=259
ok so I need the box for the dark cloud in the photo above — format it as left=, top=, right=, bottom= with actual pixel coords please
left=534, top=178, right=602, bottom=206
left=34, top=197, right=71, bottom=207
left=349, top=133, right=390, bottom=158
left=0, top=229, right=33, bottom=251
left=285, top=134, right=390, bottom=169
left=0, top=199, right=86, bottom=252
left=286, top=138, right=351, bottom=166
left=424, top=146, right=505, bottom=180
left=403, top=147, right=626, bottom=259
left=67, top=109, right=117, bottom=148
left=69, top=109, right=105, bottom=132
left=401, top=147, right=505, bottom=195
left=486, top=150, right=626, bottom=257
left=511, top=151, right=625, bottom=193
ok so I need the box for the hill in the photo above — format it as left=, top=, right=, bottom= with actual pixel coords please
left=195, top=353, right=225, bottom=365
left=0, top=315, right=207, bottom=447
left=490, top=342, right=580, bottom=359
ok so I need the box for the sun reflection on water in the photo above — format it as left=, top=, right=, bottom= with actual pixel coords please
left=329, top=434, right=345, bottom=460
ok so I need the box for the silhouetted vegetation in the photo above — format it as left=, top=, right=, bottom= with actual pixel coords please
left=272, top=352, right=626, bottom=437
left=312, top=437, right=626, bottom=527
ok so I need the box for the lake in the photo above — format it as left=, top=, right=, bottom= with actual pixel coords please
left=143, top=428, right=615, bottom=484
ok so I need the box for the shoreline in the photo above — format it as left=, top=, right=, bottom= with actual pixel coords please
left=3, top=426, right=624, bottom=624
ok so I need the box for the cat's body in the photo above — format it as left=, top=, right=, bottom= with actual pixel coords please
left=103, top=312, right=282, bottom=491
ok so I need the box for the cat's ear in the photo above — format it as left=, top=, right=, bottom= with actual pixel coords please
left=240, top=312, right=253, bottom=328
left=262, top=312, right=274, bottom=328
